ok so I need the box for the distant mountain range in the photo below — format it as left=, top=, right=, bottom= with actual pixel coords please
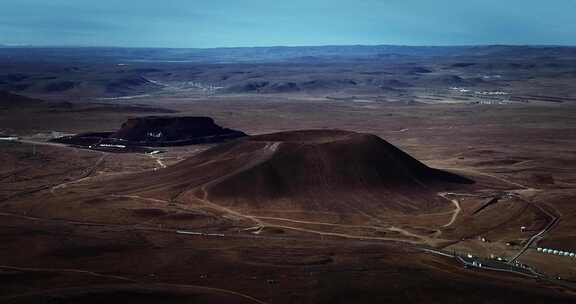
left=1, top=45, right=575, bottom=64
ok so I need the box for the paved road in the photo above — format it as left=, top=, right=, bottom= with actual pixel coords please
left=457, top=255, right=539, bottom=278
left=15, top=138, right=92, bottom=152
left=506, top=193, right=559, bottom=263
left=0, top=211, right=413, bottom=247
left=421, top=248, right=540, bottom=278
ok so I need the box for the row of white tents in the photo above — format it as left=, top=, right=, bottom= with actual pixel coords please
left=537, top=247, right=576, bottom=257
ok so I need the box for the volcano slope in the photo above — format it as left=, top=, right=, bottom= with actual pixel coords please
left=11, top=129, right=480, bottom=245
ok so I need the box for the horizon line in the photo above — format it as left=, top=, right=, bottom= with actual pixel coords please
left=1, top=43, right=576, bottom=50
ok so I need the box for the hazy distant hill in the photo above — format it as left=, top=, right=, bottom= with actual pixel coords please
left=1, top=45, right=576, bottom=64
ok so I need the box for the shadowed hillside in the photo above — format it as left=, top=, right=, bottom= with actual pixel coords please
left=88, top=130, right=472, bottom=220
left=200, top=130, right=473, bottom=214
left=7, top=130, right=474, bottom=235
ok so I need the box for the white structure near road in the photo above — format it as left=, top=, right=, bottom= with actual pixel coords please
left=0, top=136, right=19, bottom=141
left=537, top=247, right=576, bottom=258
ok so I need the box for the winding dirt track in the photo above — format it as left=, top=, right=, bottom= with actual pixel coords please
left=50, top=154, right=107, bottom=194
left=148, top=153, right=167, bottom=169
left=0, top=265, right=268, bottom=304
left=189, top=142, right=281, bottom=226
left=0, top=265, right=137, bottom=283
left=438, top=193, right=461, bottom=228
left=439, top=166, right=561, bottom=263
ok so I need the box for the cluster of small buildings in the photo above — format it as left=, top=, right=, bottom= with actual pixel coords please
left=147, top=131, right=163, bottom=138
left=449, top=87, right=509, bottom=96
left=475, top=91, right=509, bottom=96
left=88, top=143, right=127, bottom=150
left=450, top=87, right=471, bottom=93
left=481, top=74, right=503, bottom=80
left=537, top=247, right=576, bottom=257
left=98, top=143, right=127, bottom=149
left=470, top=261, right=483, bottom=268
left=448, top=87, right=513, bottom=105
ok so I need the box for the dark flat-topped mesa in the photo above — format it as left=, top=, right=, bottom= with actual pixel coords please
left=110, top=116, right=246, bottom=145
left=51, top=116, right=247, bottom=149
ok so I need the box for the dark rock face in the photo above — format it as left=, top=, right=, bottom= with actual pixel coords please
left=110, top=116, right=247, bottom=145
left=52, top=116, right=247, bottom=149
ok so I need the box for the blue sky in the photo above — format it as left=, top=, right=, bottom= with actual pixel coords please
left=1, top=0, right=576, bottom=47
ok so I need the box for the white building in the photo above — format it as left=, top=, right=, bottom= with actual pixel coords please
left=99, top=144, right=126, bottom=149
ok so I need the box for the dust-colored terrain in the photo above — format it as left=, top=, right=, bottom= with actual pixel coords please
left=2, top=46, right=576, bottom=303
